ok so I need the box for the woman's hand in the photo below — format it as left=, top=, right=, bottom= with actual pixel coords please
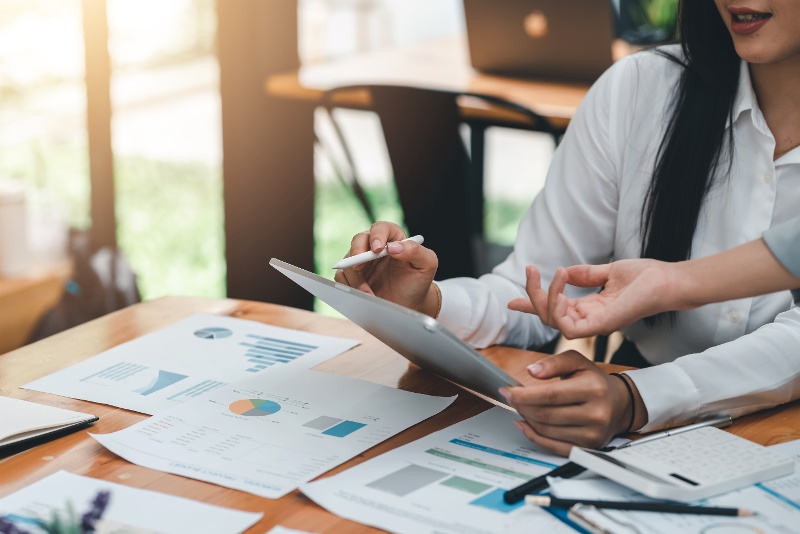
left=333, top=221, right=440, bottom=316
left=508, top=260, right=678, bottom=338
left=500, top=351, right=647, bottom=456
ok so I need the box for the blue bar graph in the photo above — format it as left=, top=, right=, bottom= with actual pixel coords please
left=450, top=439, right=559, bottom=469
left=469, top=488, right=524, bottom=514
left=322, top=420, right=367, bottom=438
left=240, top=335, right=318, bottom=373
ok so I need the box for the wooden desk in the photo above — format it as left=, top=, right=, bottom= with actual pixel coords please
left=2, top=296, right=799, bottom=532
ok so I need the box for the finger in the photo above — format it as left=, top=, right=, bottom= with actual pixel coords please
left=513, top=420, right=573, bottom=457
left=348, top=231, right=371, bottom=256
left=504, top=381, right=591, bottom=407
left=507, top=297, right=536, bottom=314
left=526, top=351, right=594, bottom=380
left=368, top=221, right=407, bottom=253
left=547, top=268, right=568, bottom=325
left=524, top=265, right=550, bottom=323
left=520, top=403, right=607, bottom=427
left=522, top=418, right=607, bottom=450
left=552, top=293, right=584, bottom=339
left=338, top=266, right=375, bottom=295
left=385, top=238, right=438, bottom=273
left=564, top=264, right=612, bottom=288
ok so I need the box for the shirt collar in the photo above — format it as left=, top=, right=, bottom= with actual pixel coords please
left=728, top=61, right=763, bottom=131
left=727, top=62, right=800, bottom=164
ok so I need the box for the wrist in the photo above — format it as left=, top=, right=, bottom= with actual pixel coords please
left=422, top=282, right=442, bottom=318
left=666, top=261, right=703, bottom=310
left=610, top=373, right=649, bottom=434
left=610, top=374, right=634, bottom=435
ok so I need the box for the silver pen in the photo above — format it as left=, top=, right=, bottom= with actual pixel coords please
left=618, top=415, right=733, bottom=449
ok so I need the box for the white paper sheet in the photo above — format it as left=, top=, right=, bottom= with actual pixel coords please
left=0, top=470, right=261, bottom=534
left=549, top=439, right=800, bottom=534
left=92, top=366, right=456, bottom=499
left=299, top=407, right=576, bottom=534
left=24, top=314, right=359, bottom=415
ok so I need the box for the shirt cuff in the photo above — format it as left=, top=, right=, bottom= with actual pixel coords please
left=623, top=364, right=700, bottom=433
left=435, top=280, right=475, bottom=341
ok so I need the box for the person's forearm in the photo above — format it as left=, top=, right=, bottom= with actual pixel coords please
left=672, top=238, right=800, bottom=310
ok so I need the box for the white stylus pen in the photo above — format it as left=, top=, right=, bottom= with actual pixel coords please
left=332, top=235, right=424, bottom=270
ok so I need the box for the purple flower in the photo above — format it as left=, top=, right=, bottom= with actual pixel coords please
left=0, top=517, right=31, bottom=534
left=80, top=490, right=111, bottom=533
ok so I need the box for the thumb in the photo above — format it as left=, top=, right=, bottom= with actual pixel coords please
left=564, top=264, right=611, bottom=288
left=527, top=351, right=591, bottom=380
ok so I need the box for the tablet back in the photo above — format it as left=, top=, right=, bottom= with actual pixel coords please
left=270, top=259, right=520, bottom=404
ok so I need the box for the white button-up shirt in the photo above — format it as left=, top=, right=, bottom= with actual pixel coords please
left=436, top=45, right=800, bottom=432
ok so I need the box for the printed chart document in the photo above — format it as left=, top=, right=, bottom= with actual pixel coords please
left=549, top=439, right=800, bottom=533
left=24, top=314, right=359, bottom=415
left=92, top=366, right=456, bottom=499
left=0, top=470, right=261, bottom=534
left=300, top=407, right=576, bottom=534
left=0, top=396, right=97, bottom=453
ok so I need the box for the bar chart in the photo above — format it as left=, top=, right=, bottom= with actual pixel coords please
left=240, top=334, right=319, bottom=373
left=303, top=415, right=367, bottom=438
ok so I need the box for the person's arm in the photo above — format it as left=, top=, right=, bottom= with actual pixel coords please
left=626, top=305, right=800, bottom=432
left=763, top=217, right=800, bottom=279
left=510, top=236, right=800, bottom=339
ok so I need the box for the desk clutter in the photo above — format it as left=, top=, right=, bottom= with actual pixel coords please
left=2, top=312, right=800, bottom=534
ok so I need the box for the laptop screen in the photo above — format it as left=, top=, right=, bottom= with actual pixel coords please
left=463, top=0, right=619, bottom=82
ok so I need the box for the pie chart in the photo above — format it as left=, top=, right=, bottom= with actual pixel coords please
left=229, top=399, right=282, bottom=416
left=194, top=327, right=232, bottom=340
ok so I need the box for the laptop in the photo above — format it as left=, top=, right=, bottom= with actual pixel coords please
left=463, top=0, right=618, bottom=82
left=270, top=259, right=521, bottom=406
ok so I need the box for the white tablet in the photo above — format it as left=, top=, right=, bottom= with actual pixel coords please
left=270, top=259, right=521, bottom=405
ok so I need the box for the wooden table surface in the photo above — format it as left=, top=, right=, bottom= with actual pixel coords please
left=1, top=296, right=799, bottom=533
left=267, top=35, right=590, bottom=131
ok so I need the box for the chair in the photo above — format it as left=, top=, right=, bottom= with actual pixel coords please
left=318, top=85, right=559, bottom=280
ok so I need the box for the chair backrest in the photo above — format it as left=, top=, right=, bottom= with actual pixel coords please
left=321, top=85, right=556, bottom=280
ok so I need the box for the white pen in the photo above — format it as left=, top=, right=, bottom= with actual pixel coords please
left=617, top=415, right=732, bottom=449
left=333, top=235, right=424, bottom=270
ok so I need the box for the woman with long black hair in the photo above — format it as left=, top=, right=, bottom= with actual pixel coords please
left=335, top=0, right=800, bottom=455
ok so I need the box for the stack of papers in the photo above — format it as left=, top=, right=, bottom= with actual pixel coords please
left=300, top=407, right=576, bottom=534
left=23, top=314, right=360, bottom=414
left=92, top=365, right=456, bottom=498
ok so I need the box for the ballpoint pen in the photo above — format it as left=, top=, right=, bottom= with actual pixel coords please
left=503, top=415, right=733, bottom=504
left=526, top=496, right=755, bottom=517
left=615, top=415, right=732, bottom=449
left=332, top=235, right=424, bottom=270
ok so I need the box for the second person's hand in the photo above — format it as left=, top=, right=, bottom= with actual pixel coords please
left=333, top=221, right=441, bottom=316
left=508, top=261, right=678, bottom=339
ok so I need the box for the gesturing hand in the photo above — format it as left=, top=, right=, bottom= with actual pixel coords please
left=507, top=260, right=677, bottom=339
left=500, top=351, right=637, bottom=456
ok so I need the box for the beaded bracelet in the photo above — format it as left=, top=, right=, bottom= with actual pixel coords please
left=610, top=373, right=635, bottom=434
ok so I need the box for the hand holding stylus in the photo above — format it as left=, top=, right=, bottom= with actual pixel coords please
left=332, top=235, right=424, bottom=270
left=333, top=223, right=439, bottom=317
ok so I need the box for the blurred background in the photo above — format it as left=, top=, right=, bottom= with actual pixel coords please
left=0, top=0, right=677, bottom=355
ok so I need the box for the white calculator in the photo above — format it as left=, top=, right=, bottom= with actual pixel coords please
left=570, top=426, right=794, bottom=502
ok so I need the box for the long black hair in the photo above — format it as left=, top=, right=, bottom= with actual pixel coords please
left=641, top=0, right=741, bottom=325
